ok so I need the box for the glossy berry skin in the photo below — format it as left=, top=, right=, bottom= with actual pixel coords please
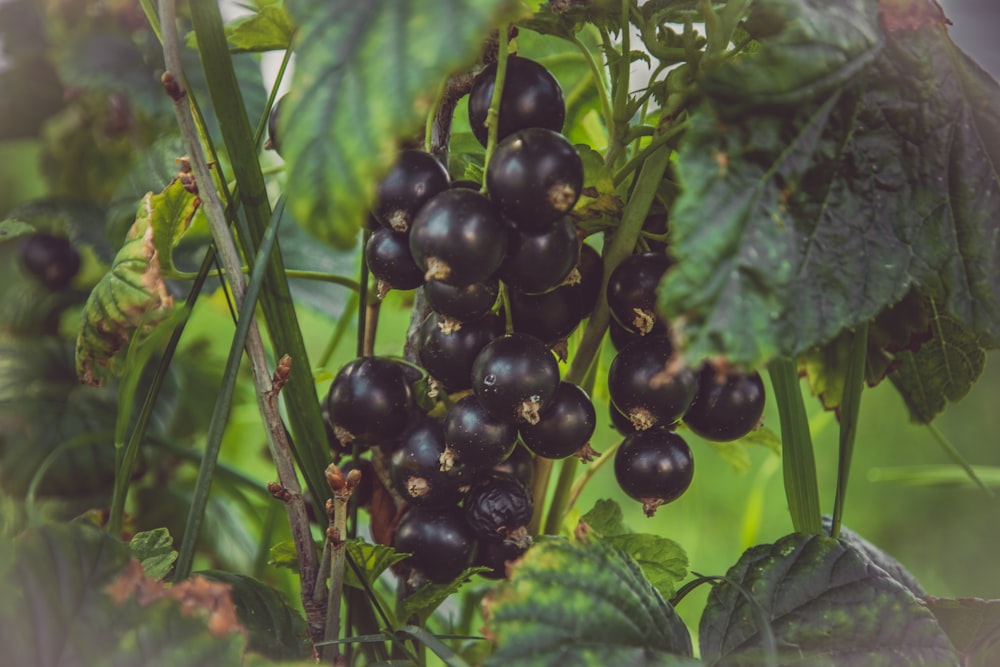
left=20, top=233, right=81, bottom=291
left=608, top=336, right=697, bottom=431
left=609, top=400, right=639, bottom=435
left=683, top=365, right=766, bottom=442
left=467, top=55, right=565, bottom=147
left=423, top=279, right=499, bottom=323
left=373, top=150, right=450, bottom=232
left=417, top=311, right=504, bottom=392
left=390, top=416, right=467, bottom=507
left=443, top=394, right=518, bottom=471
left=606, top=252, right=672, bottom=336
left=463, top=473, right=533, bottom=542
left=325, top=357, right=413, bottom=447
left=476, top=537, right=528, bottom=579
left=567, top=242, right=604, bottom=318
left=486, top=128, right=584, bottom=232
left=409, top=189, right=508, bottom=286
left=393, top=505, right=478, bottom=583
left=498, top=216, right=580, bottom=294
left=519, top=382, right=596, bottom=459
left=492, top=443, right=534, bottom=489
left=614, top=428, right=694, bottom=516
left=508, top=286, right=582, bottom=345
left=472, top=333, right=561, bottom=424
left=608, top=316, right=643, bottom=351
left=366, top=227, right=424, bottom=293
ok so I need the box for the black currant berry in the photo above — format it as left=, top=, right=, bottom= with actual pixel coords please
left=608, top=336, right=697, bottom=431
left=20, top=232, right=81, bottom=291
left=472, top=333, right=561, bottom=424
left=443, top=394, right=518, bottom=472
left=519, top=382, right=596, bottom=460
left=492, top=443, right=534, bottom=489
left=475, top=537, right=528, bottom=579
left=614, top=427, right=694, bottom=516
left=325, top=357, right=413, bottom=447
left=463, top=473, right=533, bottom=542
left=390, top=416, right=467, bottom=507
left=409, top=189, right=508, bottom=286
left=417, top=311, right=504, bottom=392
left=486, top=128, right=584, bottom=232
left=609, top=399, right=639, bottom=435
left=608, top=316, right=644, bottom=351
left=366, top=227, right=424, bottom=296
left=566, top=242, right=603, bottom=319
left=683, top=365, right=766, bottom=442
left=423, top=279, right=499, bottom=323
left=266, top=93, right=286, bottom=156
left=508, top=286, right=582, bottom=345
left=606, top=252, right=672, bottom=336
left=393, top=505, right=478, bottom=583
left=467, top=55, right=565, bottom=147
left=498, top=216, right=580, bottom=295
left=373, top=150, right=450, bottom=232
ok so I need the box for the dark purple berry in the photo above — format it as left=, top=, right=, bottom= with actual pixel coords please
left=468, top=55, right=565, bottom=147
left=476, top=537, right=528, bottom=579
left=463, top=473, right=533, bottom=542
left=606, top=252, right=672, bottom=336
left=614, top=428, right=693, bottom=516
left=373, top=150, right=450, bottom=232
left=267, top=94, right=286, bottom=156
left=424, top=279, right=499, bottom=323
left=492, top=443, right=534, bottom=489
left=683, top=365, right=766, bottom=442
left=498, top=216, right=580, bottom=295
left=409, top=189, right=508, bottom=286
left=366, top=227, right=424, bottom=295
left=417, top=311, right=504, bottom=392
left=394, top=505, right=478, bottom=583
left=325, top=357, right=413, bottom=448
left=472, top=333, right=561, bottom=424
left=608, top=336, right=697, bottom=431
left=519, top=382, right=596, bottom=460
left=486, top=128, right=584, bottom=232
left=390, top=416, right=467, bottom=507
left=443, top=395, right=518, bottom=471
left=20, top=232, right=81, bottom=291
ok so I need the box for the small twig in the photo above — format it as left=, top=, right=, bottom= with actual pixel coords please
left=159, top=0, right=323, bottom=645
left=323, top=463, right=361, bottom=665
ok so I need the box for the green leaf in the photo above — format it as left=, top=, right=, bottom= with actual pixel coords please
left=75, top=193, right=176, bottom=386
left=820, top=516, right=924, bottom=597
left=699, top=533, right=959, bottom=666
left=925, top=597, right=1000, bottom=667
left=707, top=0, right=882, bottom=108
left=660, top=2, right=1000, bottom=369
left=344, top=539, right=409, bottom=590
left=579, top=498, right=631, bottom=536
left=147, top=176, right=201, bottom=276
left=130, top=528, right=178, bottom=580
left=401, top=566, right=490, bottom=622
left=282, top=0, right=525, bottom=248
left=889, top=300, right=989, bottom=423
left=198, top=570, right=312, bottom=660
left=484, top=538, right=693, bottom=666
left=225, top=4, right=296, bottom=52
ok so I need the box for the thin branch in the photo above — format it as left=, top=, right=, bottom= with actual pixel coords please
left=159, top=0, right=323, bottom=643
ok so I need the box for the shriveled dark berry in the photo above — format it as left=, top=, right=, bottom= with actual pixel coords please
left=463, top=473, right=533, bottom=542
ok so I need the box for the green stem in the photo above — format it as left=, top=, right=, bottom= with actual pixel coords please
left=768, top=357, right=822, bottom=535
left=166, top=267, right=361, bottom=291
left=319, top=290, right=361, bottom=369
left=830, top=322, right=868, bottom=539
left=571, top=32, right=613, bottom=133
left=481, top=24, right=510, bottom=188
left=613, top=120, right=688, bottom=186
left=927, top=422, right=993, bottom=496
left=532, top=144, right=673, bottom=535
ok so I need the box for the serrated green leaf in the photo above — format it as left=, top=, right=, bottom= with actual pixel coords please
left=401, top=566, right=490, bottom=621
left=820, top=517, right=924, bottom=597
left=344, top=539, right=409, bottom=590
left=130, top=528, right=177, bottom=580
left=198, top=570, right=311, bottom=660
left=580, top=498, right=631, bottom=537
left=925, top=597, right=1000, bottom=667
left=225, top=5, right=296, bottom=51
left=485, top=538, right=693, bottom=667
left=604, top=533, right=687, bottom=600
left=707, top=0, right=882, bottom=109
left=268, top=540, right=302, bottom=571
left=660, top=3, right=1000, bottom=369
left=889, top=300, right=989, bottom=423
left=75, top=193, right=176, bottom=386
left=148, top=177, right=200, bottom=275
left=699, top=533, right=959, bottom=666
left=283, top=0, right=525, bottom=249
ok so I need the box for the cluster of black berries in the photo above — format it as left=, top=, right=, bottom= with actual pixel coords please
left=324, top=55, right=610, bottom=583
left=605, top=254, right=767, bottom=516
